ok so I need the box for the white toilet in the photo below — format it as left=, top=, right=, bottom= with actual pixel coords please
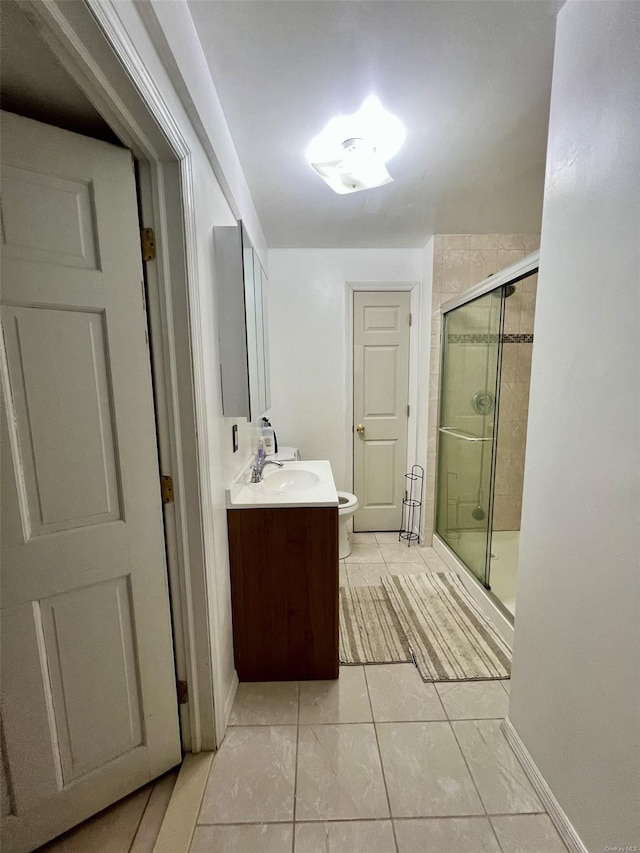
left=337, top=491, right=359, bottom=559
left=272, top=447, right=357, bottom=559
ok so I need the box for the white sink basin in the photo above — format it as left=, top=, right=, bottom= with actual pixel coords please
left=226, top=460, right=337, bottom=508
left=262, top=468, right=320, bottom=493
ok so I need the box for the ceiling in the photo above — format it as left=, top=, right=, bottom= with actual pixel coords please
left=188, top=0, right=560, bottom=248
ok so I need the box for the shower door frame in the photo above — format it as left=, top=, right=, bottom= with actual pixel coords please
left=442, top=252, right=540, bottom=314
left=435, top=251, right=540, bottom=615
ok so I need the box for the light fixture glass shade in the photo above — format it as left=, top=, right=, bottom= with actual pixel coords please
left=311, top=138, right=393, bottom=194
left=306, top=96, right=405, bottom=194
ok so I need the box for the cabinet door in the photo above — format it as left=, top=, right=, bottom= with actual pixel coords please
left=243, top=243, right=261, bottom=415
left=214, top=223, right=270, bottom=421
left=253, top=253, right=267, bottom=416
left=214, top=224, right=251, bottom=418
left=261, top=266, right=272, bottom=411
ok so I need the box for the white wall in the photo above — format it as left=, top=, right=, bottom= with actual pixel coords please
left=267, top=249, right=424, bottom=491
left=416, top=238, right=434, bottom=503
left=509, top=3, right=640, bottom=851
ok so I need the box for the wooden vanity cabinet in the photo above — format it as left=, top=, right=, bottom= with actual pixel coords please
left=227, top=506, right=339, bottom=681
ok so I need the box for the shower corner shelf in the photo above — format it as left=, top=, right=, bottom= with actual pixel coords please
left=399, top=465, right=424, bottom=547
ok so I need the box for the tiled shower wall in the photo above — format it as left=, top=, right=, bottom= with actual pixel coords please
left=425, top=234, right=540, bottom=545
left=493, top=274, right=538, bottom=530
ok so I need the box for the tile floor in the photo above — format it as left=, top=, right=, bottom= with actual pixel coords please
left=341, top=531, right=450, bottom=588
left=35, top=541, right=566, bottom=853
left=191, top=542, right=568, bottom=853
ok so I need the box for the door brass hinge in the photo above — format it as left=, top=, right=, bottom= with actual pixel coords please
left=141, top=227, right=156, bottom=261
left=409, top=312, right=412, bottom=326
left=407, top=404, right=410, bottom=417
left=161, top=475, right=174, bottom=504
left=177, top=680, right=188, bottom=705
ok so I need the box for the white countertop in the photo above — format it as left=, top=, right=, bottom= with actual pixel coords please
left=226, top=459, right=338, bottom=509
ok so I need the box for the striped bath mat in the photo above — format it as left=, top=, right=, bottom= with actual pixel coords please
left=381, top=572, right=511, bottom=682
left=339, top=585, right=412, bottom=665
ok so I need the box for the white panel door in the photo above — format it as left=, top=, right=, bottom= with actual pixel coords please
left=353, top=291, right=411, bottom=530
left=0, top=112, right=181, bottom=852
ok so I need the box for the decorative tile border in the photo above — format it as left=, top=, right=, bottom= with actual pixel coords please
left=447, top=333, right=500, bottom=344
left=447, top=333, right=534, bottom=344
left=503, top=333, right=534, bottom=343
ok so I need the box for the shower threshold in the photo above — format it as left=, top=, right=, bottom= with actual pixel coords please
left=432, top=533, right=515, bottom=647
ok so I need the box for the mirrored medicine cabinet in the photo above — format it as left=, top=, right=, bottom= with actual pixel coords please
left=214, top=222, right=271, bottom=421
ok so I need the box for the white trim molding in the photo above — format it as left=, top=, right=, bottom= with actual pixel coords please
left=502, top=719, right=589, bottom=853
left=223, top=672, right=240, bottom=731
left=87, top=0, right=224, bottom=751
left=154, top=752, right=214, bottom=853
left=85, top=0, right=226, bottom=750
left=134, top=0, right=268, bottom=266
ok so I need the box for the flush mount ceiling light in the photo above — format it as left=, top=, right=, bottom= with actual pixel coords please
left=306, top=96, right=405, bottom=194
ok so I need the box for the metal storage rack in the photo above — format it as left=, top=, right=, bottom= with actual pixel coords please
left=399, top=464, right=424, bottom=547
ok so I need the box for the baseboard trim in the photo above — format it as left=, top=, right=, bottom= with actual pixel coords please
left=223, top=671, right=239, bottom=737
left=153, top=752, right=214, bottom=853
left=501, top=719, right=588, bottom=853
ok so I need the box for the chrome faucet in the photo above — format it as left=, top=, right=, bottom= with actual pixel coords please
left=250, top=457, right=284, bottom=483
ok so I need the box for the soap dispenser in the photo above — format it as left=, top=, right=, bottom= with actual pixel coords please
left=260, top=417, right=276, bottom=456
left=255, top=434, right=265, bottom=466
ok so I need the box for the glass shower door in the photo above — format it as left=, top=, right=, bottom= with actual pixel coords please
left=435, top=290, right=502, bottom=585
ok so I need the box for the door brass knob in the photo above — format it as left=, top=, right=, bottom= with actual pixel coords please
left=356, top=424, right=365, bottom=435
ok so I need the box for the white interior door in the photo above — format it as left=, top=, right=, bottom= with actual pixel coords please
left=353, top=291, right=411, bottom=531
left=0, top=112, right=181, bottom=852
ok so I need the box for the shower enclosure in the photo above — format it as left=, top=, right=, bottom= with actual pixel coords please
left=435, top=259, right=538, bottom=616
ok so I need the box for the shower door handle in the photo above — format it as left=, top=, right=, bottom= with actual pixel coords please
left=438, top=427, right=491, bottom=442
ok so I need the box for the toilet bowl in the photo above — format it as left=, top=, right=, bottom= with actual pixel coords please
left=337, top=491, right=359, bottom=559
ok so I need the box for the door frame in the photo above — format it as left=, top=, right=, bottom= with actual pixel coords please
left=19, top=0, right=222, bottom=751
left=345, top=282, right=421, bottom=507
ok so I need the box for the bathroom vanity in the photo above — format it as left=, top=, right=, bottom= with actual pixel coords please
left=226, top=460, right=339, bottom=681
